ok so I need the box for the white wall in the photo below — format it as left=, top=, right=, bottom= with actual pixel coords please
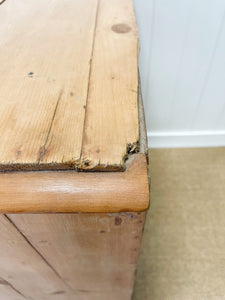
left=134, top=0, right=225, bottom=147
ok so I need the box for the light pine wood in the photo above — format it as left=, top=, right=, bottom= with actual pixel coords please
left=8, top=212, right=146, bottom=300
left=0, top=0, right=97, bottom=171
left=39, top=0, right=99, bottom=169
left=0, top=154, right=149, bottom=213
left=0, top=214, right=80, bottom=300
left=0, top=0, right=139, bottom=171
left=0, top=284, right=25, bottom=300
left=0, top=1, right=149, bottom=299
left=81, top=0, right=139, bottom=170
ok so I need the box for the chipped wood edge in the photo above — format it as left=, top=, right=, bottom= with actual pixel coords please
left=77, top=75, right=148, bottom=172
left=0, top=154, right=149, bottom=213
left=0, top=78, right=147, bottom=173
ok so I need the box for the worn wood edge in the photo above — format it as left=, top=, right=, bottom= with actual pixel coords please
left=0, top=78, right=146, bottom=173
left=77, top=73, right=148, bottom=172
left=137, top=73, right=151, bottom=189
left=0, top=87, right=143, bottom=172
left=0, top=81, right=146, bottom=173
left=0, top=153, right=149, bottom=213
left=138, top=73, right=148, bottom=155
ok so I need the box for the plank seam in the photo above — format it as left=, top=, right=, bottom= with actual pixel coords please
left=0, top=276, right=29, bottom=300
left=79, top=0, right=100, bottom=165
left=4, top=214, right=74, bottom=293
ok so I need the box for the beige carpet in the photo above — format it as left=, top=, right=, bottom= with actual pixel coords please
left=134, top=148, right=225, bottom=300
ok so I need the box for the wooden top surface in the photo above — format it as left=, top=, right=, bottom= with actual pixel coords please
left=0, top=0, right=139, bottom=171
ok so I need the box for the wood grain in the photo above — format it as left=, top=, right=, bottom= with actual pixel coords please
left=0, top=0, right=140, bottom=172
left=0, top=214, right=79, bottom=300
left=8, top=212, right=146, bottom=300
left=0, top=283, right=25, bottom=300
left=81, top=0, right=139, bottom=170
left=0, top=0, right=97, bottom=171
left=0, top=154, right=149, bottom=213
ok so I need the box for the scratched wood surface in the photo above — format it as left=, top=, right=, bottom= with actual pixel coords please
left=0, top=0, right=139, bottom=171
left=0, top=284, right=24, bottom=300
left=7, top=212, right=146, bottom=300
left=0, top=214, right=79, bottom=300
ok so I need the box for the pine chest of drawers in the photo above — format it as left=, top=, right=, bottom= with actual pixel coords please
left=0, top=0, right=149, bottom=299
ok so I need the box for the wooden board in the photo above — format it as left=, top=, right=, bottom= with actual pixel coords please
left=0, top=154, right=149, bottom=213
left=8, top=212, right=146, bottom=300
left=0, top=283, right=25, bottom=300
left=0, top=214, right=80, bottom=300
left=80, top=0, right=139, bottom=170
left=0, top=0, right=139, bottom=171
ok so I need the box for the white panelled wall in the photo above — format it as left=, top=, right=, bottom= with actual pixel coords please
left=134, top=0, right=225, bottom=147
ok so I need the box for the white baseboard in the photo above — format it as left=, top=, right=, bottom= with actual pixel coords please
left=148, top=131, right=225, bottom=148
